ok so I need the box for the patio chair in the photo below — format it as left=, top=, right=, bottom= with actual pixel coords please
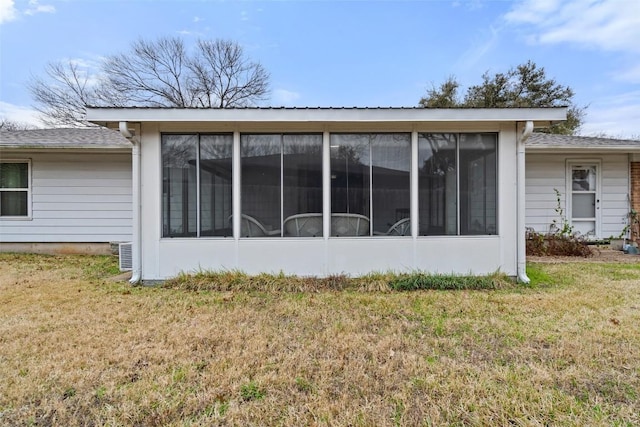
left=283, top=213, right=323, bottom=237
left=331, top=213, right=370, bottom=236
left=229, top=214, right=281, bottom=237
left=373, top=217, right=411, bottom=236
left=385, top=217, right=411, bottom=236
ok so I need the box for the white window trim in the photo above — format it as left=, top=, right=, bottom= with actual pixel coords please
left=0, top=159, right=32, bottom=220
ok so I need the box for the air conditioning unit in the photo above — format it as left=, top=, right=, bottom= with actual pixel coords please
left=118, top=242, right=133, bottom=272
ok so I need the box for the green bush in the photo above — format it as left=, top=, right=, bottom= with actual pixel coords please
left=389, top=273, right=506, bottom=291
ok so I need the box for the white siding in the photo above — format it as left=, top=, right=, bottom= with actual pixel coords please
left=155, top=236, right=504, bottom=279
left=525, top=153, right=629, bottom=238
left=0, top=152, right=132, bottom=243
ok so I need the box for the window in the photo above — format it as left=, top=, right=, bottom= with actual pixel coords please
left=418, top=134, right=457, bottom=235
left=241, top=134, right=323, bottom=237
left=0, top=161, right=30, bottom=218
left=460, top=134, right=497, bottom=235
left=162, top=134, right=232, bottom=237
left=161, top=131, right=497, bottom=238
left=330, top=133, right=411, bottom=236
left=418, top=133, right=497, bottom=235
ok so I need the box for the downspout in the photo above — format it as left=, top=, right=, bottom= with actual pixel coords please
left=517, top=121, right=534, bottom=284
left=119, top=121, right=141, bottom=284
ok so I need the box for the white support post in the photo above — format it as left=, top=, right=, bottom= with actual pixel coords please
left=130, top=138, right=141, bottom=283
left=517, top=121, right=533, bottom=284
left=119, top=121, right=141, bottom=284
left=232, top=131, right=241, bottom=240
left=411, top=131, right=419, bottom=239
left=323, top=131, right=331, bottom=239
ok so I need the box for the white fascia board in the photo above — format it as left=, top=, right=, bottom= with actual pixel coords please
left=87, top=107, right=567, bottom=125
left=0, top=146, right=131, bottom=153
left=527, top=145, right=640, bottom=153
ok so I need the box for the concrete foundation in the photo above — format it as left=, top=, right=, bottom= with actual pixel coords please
left=0, top=242, right=115, bottom=255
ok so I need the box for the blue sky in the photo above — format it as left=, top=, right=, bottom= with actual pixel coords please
left=1, top=0, right=639, bottom=137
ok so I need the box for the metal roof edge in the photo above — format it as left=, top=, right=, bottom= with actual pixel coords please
left=526, top=145, right=640, bottom=152
left=0, top=146, right=132, bottom=152
left=87, top=106, right=567, bottom=124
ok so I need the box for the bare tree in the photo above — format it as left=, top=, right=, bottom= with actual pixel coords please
left=188, top=39, right=270, bottom=108
left=102, top=37, right=192, bottom=108
left=0, top=119, right=39, bottom=131
left=29, top=36, right=271, bottom=126
left=29, top=61, right=99, bottom=127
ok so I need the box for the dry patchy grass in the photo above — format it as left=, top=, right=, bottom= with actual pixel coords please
left=0, top=253, right=639, bottom=426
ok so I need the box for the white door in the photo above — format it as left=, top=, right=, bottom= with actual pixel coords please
left=568, top=162, right=600, bottom=238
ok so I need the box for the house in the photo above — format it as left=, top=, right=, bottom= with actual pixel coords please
left=0, top=128, right=132, bottom=254
left=525, top=133, right=640, bottom=240
left=87, top=107, right=566, bottom=283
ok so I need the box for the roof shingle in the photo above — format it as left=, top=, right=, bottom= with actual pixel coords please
left=0, top=127, right=131, bottom=149
left=526, top=132, right=640, bottom=148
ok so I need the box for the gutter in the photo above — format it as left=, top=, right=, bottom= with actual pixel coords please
left=119, top=122, right=141, bottom=284
left=517, top=121, right=534, bottom=284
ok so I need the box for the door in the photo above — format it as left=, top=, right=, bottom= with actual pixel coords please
left=568, top=162, right=600, bottom=238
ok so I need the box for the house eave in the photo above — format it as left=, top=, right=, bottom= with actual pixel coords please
left=0, top=145, right=131, bottom=153
left=526, top=146, right=640, bottom=153
left=86, top=107, right=567, bottom=127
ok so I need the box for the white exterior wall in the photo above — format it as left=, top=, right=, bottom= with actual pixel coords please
left=137, top=122, right=519, bottom=280
left=0, top=151, right=132, bottom=243
left=525, top=153, right=629, bottom=238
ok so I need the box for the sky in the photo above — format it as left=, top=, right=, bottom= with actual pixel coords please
left=0, top=0, right=639, bottom=138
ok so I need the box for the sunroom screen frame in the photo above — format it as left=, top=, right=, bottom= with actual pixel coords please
left=87, top=107, right=566, bottom=282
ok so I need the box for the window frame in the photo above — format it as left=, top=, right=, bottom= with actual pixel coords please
left=417, top=132, right=498, bottom=236
left=458, top=133, right=498, bottom=235
left=161, top=133, right=233, bottom=238
left=240, top=132, right=324, bottom=238
left=0, top=159, right=32, bottom=220
left=330, top=132, right=412, bottom=237
left=159, top=131, right=499, bottom=239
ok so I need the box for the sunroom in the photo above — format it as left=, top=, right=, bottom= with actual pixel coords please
left=87, top=107, right=566, bottom=282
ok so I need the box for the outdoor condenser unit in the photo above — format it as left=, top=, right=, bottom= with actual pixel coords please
left=118, top=242, right=133, bottom=272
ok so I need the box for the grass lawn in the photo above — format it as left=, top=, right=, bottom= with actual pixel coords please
left=0, top=254, right=639, bottom=426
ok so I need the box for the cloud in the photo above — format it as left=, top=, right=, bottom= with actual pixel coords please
left=451, top=0, right=485, bottom=10
left=0, top=0, right=18, bottom=24
left=503, top=0, right=562, bottom=25
left=0, top=101, right=42, bottom=127
left=24, top=0, right=55, bottom=16
left=67, top=56, right=100, bottom=70
left=273, top=89, right=301, bottom=106
left=456, top=24, right=501, bottom=70
left=505, top=0, right=640, bottom=53
left=613, top=63, right=640, bottom=84
left=0, top=0, right=54, bottom=23
left=176, top=28, right=206, bottom=37
left=504, top=0, right=640, bottom=122
left=580, top=90, right=640, bottom=138
left=63, top=56, right=103, bottom=88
